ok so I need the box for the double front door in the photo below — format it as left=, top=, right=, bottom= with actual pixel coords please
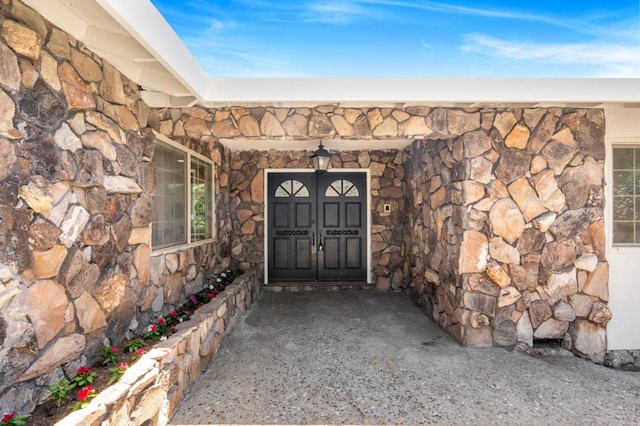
left=267, top=172, right=367, bottom=282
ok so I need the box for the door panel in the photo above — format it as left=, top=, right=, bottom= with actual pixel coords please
left=273, top=203, right=289, bottom=227
left=295, top=238, right=311, bottom=269
left=346, top=203, right=361, bottom=227
left=323, top=238, right=340, bottom=269
left=323, top=203, right=339, bottom=227
left=273, top=238, right=289, bottom=269
left=296, top=203, right=311, bottom=227
left=267, top=171, right=366, bottom=282
left=346, top=238, right=361, bottom=269
left=268, top=173, right=316, bottom=281
left=317, top=172, right=367, bottom=281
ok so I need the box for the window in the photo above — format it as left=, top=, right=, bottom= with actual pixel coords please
left=275, top=179, right=309, bottom=197
left=325, top=179, right=359, bottom=197
left=152, top=137, right=214, bottom=250
left=191, top=156, right=213, bottom=242
left=612, top=146, right=640, bottom=245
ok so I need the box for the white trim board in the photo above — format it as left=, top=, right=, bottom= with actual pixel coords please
left=604, top=107, right=640, bottom=350
left=221, top=139, right=413, bottom=152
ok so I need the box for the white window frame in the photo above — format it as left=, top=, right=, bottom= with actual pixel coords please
left=607, top=139, right=640, bottom=250
left=152, top=131, right=216, bottom=254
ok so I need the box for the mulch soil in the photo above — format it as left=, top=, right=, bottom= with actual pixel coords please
left=28, top=349, right=142, bottom=425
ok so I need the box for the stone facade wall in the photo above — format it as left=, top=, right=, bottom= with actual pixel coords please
left=152, top=104, right=610, bottom=362
left=57, top=269, right=262, bottom=426
left=228, top=149, right=407, bottom=289
left=0, top=0, right=230, bottom=415
left=604, top=350, right=640, bottom=369
left=0, top=0, right=615, bottom=416
left=404, top=108, right=609, bottom=362
left=152, top=107, right=414, bottom=289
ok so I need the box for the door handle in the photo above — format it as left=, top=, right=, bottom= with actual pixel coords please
left=312, top=232, right=315, bottom=246
left=318, top=232, right=324, bottom=251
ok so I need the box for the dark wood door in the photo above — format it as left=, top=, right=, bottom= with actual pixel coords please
left=267, top=173, right=316, bottom=282
left=267, top=172, right=366, bottom=282
left=317, top=172, right=366, bottom=281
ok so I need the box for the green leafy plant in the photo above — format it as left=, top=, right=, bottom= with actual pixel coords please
left=143, top=324, right=161, bottom=340
left=107, top=363, right=129, bottom=386
left=124, top=339, right=146, bottom=353
left=23, top=269, right=239, bottom=415
left=131, top=348, right=147, bottom=362
left=72, top=367, right=96, bottom=387
left=73, top=386, right=96, bottom=411
left=47, top=378, right=76, bottom=407
left=1, top=413, right=31, bottom=425
left=101, top=345, right=119, bottom=365
left=152, top=317, right=168, bottom=336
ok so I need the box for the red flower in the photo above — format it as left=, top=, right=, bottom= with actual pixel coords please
left=77, top=386, right=95, bottom=402
left=77, top=366, right=92, bottom=376
left=150, top=325, right=157, bottom=332
left=170, top=311, right=177, bottom=317
left=135, top=348, right=147, bottom=356
left=111, top=347, right=119, bottom=353
left=158, top=318, right=166, bottom=325
left=2, top=413, right=16, bottom=422
left=170, top=326, right=177, bottom=333
left=207, top=292, right=215, bottom=299
left=118, top=362, right=129, bottom=370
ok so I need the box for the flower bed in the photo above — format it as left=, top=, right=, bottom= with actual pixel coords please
left=8, top=268, right=262, bottom=426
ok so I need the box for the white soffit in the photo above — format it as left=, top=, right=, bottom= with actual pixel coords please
left=23, top=0, right=207, bottom=107
left=205, top=78, right=640, bottom=107
left=221, top=138, right=413, bottom=152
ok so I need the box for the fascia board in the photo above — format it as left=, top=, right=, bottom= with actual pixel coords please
left=96, top=0, right=209, bottom=102
left=205, top=78, right=640, bottom=105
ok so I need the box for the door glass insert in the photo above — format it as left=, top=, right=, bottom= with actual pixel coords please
left=325, top=179, right=359, bottom=197
left=275, top=179, right=310, bottom=197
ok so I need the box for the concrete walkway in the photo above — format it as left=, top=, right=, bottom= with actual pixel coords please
left=170, top=291, right=640, bottom=425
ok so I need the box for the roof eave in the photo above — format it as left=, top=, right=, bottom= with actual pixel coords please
left=204, top=77, right=640, bottom=108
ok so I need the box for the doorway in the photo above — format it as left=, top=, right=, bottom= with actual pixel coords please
left=266, top=171, right=368, bottom=282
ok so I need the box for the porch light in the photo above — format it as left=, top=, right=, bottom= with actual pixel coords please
left=311, top=142, right=331, bottom=172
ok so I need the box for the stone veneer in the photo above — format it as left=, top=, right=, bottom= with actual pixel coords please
left=0, top=0, right=615, bottom=418
left=152, top=107, right=410, bottom=289
left=154, top=106, right=609, bottom=363
left=56, top=269, right=261, bottom=425
left=0, top=0, right=232, bottom=415
left=404, top=109, right=609, bottom=362
left=228, top=149, right=407, bottom=289
left=604, top=350, right=640, bottom=369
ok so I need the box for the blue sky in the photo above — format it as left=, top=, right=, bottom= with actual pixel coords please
left=150, top=0, right=640, bottom=78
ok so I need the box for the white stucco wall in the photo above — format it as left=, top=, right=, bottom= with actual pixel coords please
left=605, top=106, right=640, bottom=350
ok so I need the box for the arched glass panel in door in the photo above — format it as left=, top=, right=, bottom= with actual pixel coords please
left=275, top=179, right=310, bottom=198
left=324, top=179, right=359, bottom=197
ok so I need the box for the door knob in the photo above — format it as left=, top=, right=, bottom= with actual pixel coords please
left=318, top=232, right=324, bottom=251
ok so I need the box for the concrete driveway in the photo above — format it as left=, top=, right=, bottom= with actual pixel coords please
left=170, top=291, right=640, bottom=425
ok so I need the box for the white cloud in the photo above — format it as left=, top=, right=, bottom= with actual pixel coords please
left=153, top=0, right=640, bottom=77
left=359, top=0, right=572, bottom=26
left=209, top=19, right=224, bottom=31
left=305, top=1, right=373, bottom=24
left=461, top=33, right=640, bottom=77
